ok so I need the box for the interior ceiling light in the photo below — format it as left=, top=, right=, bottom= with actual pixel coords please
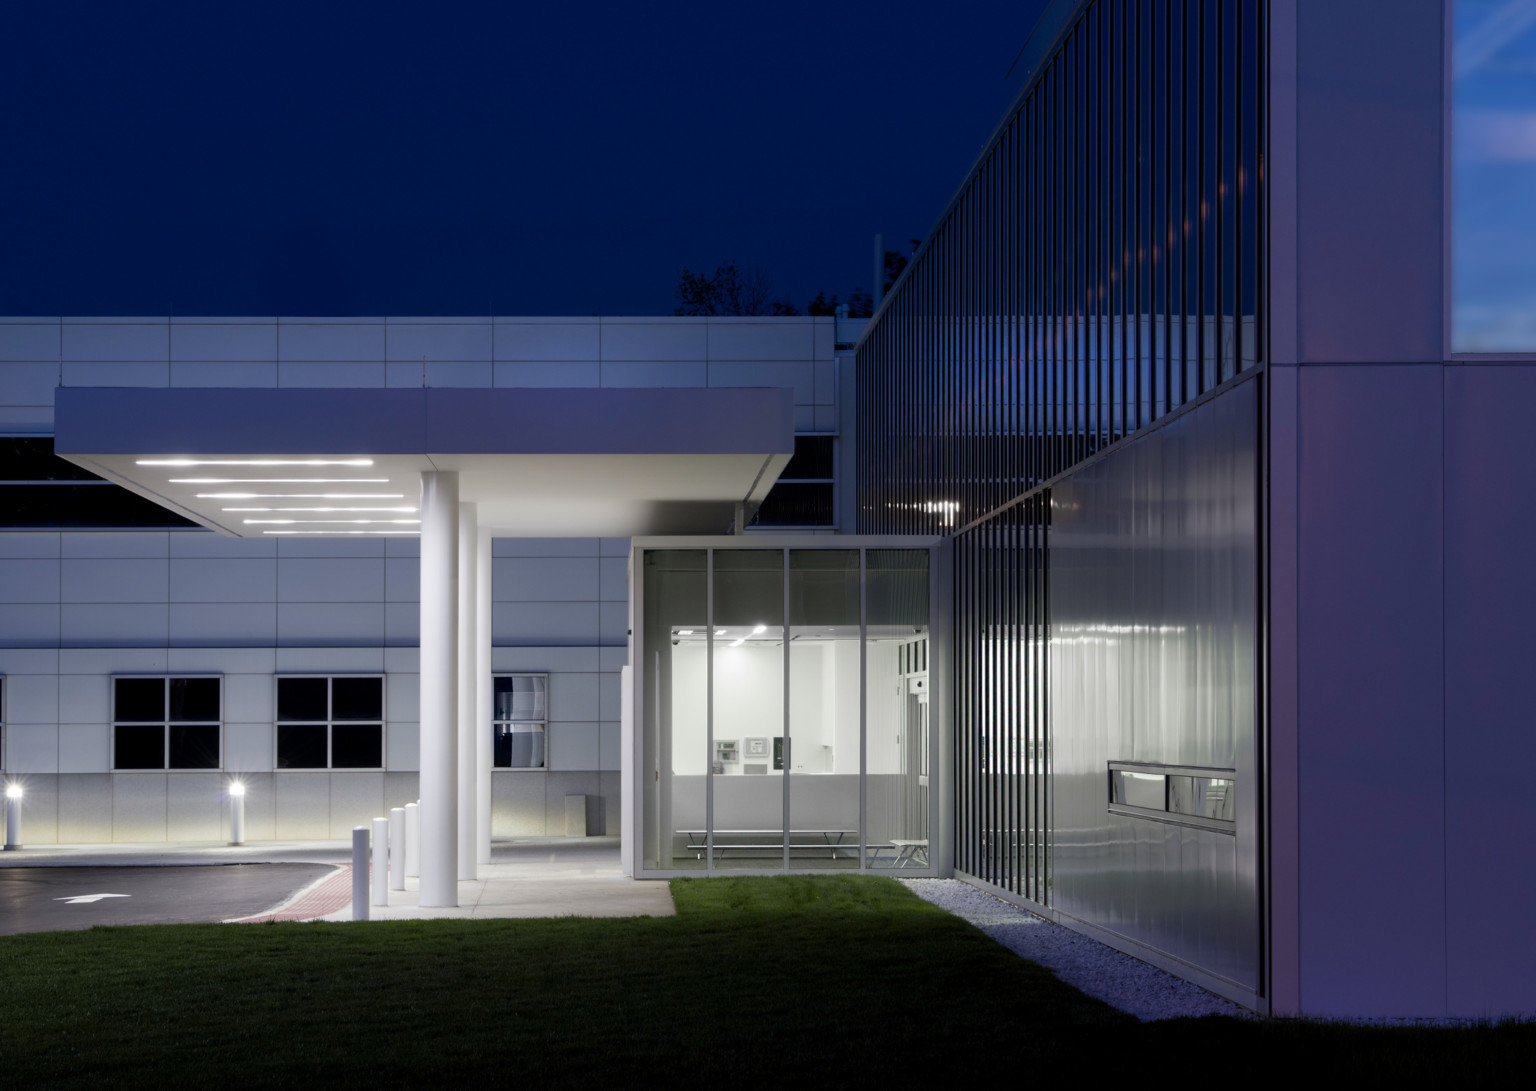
left=196, top=493, right=405, bottom=500
left=730, top=638, right=745, bottom=647
left=752, top=624, right=767, bottom=634
left=263, top=530, right=420, bottom=536
left=221, top=507, right=417, bottom=513
left=138, top=459, right=373, bottom=467
left=715, top=629, right=726, bottom=636
left=169, top=478, right=390, bottom=484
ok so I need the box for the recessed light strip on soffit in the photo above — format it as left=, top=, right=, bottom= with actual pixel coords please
left=137, top=459, right=374, bottom=467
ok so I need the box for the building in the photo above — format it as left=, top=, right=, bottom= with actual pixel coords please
left=3, top=0, right=1532, bottom=1023
left=856, top=0, right=1536, bottom=1020
left=0, top=317, right=865, bottom=901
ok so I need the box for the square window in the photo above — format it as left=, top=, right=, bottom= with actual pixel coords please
left=115, top=678, right=165, bottom=722
left=331, top=723, right=383, bottom=769
left=169, top=677, right=220, bottom=722
left=331, top=677, right=383, bottom=721
left=277, top=724, right=328, bottom=769
left=169, top=724, right=220, bottom=769
left=275, top=676, right=386, bottom=769
left=113, top=676, right=221, bottom=771
left=277, top=677, right=328, bottom=722
left=115, top=724, right=165, bottom=769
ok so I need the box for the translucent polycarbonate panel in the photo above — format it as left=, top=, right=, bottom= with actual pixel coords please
left=1049, top=378, right=1258, bottom=989
left=641, top=550, right=707, bottom=870
left=1453, top=0, right=1536, bottom=351
left=788, top=551, right=861, bottom=869
left=712, top=551, right=785, bottom=869
left=866, top=551, right=930, bottom=869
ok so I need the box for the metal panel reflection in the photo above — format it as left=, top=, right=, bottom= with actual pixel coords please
left=1049, top=379, right=1258, bottom=990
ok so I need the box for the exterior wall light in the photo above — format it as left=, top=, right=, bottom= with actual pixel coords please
left=4, top=783, right=22, bottom=850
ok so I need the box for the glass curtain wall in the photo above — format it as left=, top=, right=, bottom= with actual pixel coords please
left=640, top=544, right=931, bottom=873
left=856, top=0, right=1266, bottom=904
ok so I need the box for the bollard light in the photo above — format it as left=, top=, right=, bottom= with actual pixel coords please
left=227, top=780, right=246, bottom=846
left=4, top=783, right=22, bottom=851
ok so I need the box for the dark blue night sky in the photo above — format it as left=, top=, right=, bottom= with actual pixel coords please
left=1, top=1, right=1052, bottom=317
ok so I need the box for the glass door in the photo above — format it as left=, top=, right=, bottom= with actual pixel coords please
left=788, top=550, right=862, bottom=869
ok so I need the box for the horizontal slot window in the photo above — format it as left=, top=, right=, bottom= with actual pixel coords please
left=1107, top=762, right=1236, bottom=833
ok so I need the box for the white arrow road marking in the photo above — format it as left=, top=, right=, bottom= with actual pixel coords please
left=54, top=894, right=132, bottom=904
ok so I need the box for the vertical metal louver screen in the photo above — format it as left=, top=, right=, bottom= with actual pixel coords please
left=856, top=0, right=1266, bottom=902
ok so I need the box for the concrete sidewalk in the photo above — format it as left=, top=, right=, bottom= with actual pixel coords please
left=324, top=836, right=676, bottom=921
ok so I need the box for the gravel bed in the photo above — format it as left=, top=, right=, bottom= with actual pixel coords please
left=902, top=878, right=1249, bottom=1022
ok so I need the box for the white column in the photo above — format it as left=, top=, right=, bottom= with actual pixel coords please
left=457, top=502, right=478, bottom=881
left=477, top=524, right=493, bottom=865
left=419, top=470, right=459, bottom=907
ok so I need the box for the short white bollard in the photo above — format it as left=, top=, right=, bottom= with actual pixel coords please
left=389, top=807, right=406, bottom=891
left=405, top=801, right=420, bottom=878
left=351, top=826, right=369, bottom=921
left=228, top=781, right=246, bottom=846
left=4, top=784, right=22, bottom=851
left=371, top=817, right=389, bottom=907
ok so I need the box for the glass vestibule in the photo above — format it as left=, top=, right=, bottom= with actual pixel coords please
left=639, top=542, right=934, bottom=874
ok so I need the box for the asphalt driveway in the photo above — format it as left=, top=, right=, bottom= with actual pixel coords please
left=0, top=864, right=333, bottom=935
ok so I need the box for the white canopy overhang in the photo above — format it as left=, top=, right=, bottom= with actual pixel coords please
left=53, top=386, right=795, bottom=537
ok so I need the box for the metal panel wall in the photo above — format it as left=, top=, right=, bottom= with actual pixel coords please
left=1049, top=378, right=1258, bottom=991
left=855, top=0, right=1267, bottom=940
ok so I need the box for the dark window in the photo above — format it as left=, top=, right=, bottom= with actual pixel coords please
left=276, top=676, right=385, bottom=769
left=114, top=678, right=167, bottom=722
left=753, top=483, right=834, bottom=527
left=113, top=676, right=221, bottom=770
left=780, top=435, right=835, bottom=480
left=114, top=725, right=166, bottom=769
left=169, top=678, right=220, bottom=721
left=753, top=435, right=836, bottom=528
left=332, top=723, right=384, bottom=768
left=277, top=677, right=328, bottom=721
left=169, top=725, right=220, bottom=769
left=332, top=677, right=384, bottom=721
left=0, top=438, right=199, bottom=529
left=276, top=725, right=328, bottom=769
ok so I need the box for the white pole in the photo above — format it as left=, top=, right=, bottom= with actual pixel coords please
left=457, top=502, right=478, bottom=881
left=477, top=524, right=493, bottom=866
left=389, top=806, right=406, bottom=891
left=351, top=826, right=369, bottom=921
left=404, top=801, right=420, bottom=878
left=4, top=786, right=22, bottom=851
left=371, top=816, right=389, bottom=907
left=228, top=783, right=246, bottom=846
left=419, top=470, right=459, bottom=907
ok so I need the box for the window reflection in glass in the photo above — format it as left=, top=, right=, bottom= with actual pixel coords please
left=1453, top=0, right=1536, bottom=351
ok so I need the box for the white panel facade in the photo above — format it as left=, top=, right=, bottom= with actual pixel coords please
left=1, top=314, right=842, bottom=843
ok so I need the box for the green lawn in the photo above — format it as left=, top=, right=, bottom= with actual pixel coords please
left=0, top=875, right=1531, bottom=1086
